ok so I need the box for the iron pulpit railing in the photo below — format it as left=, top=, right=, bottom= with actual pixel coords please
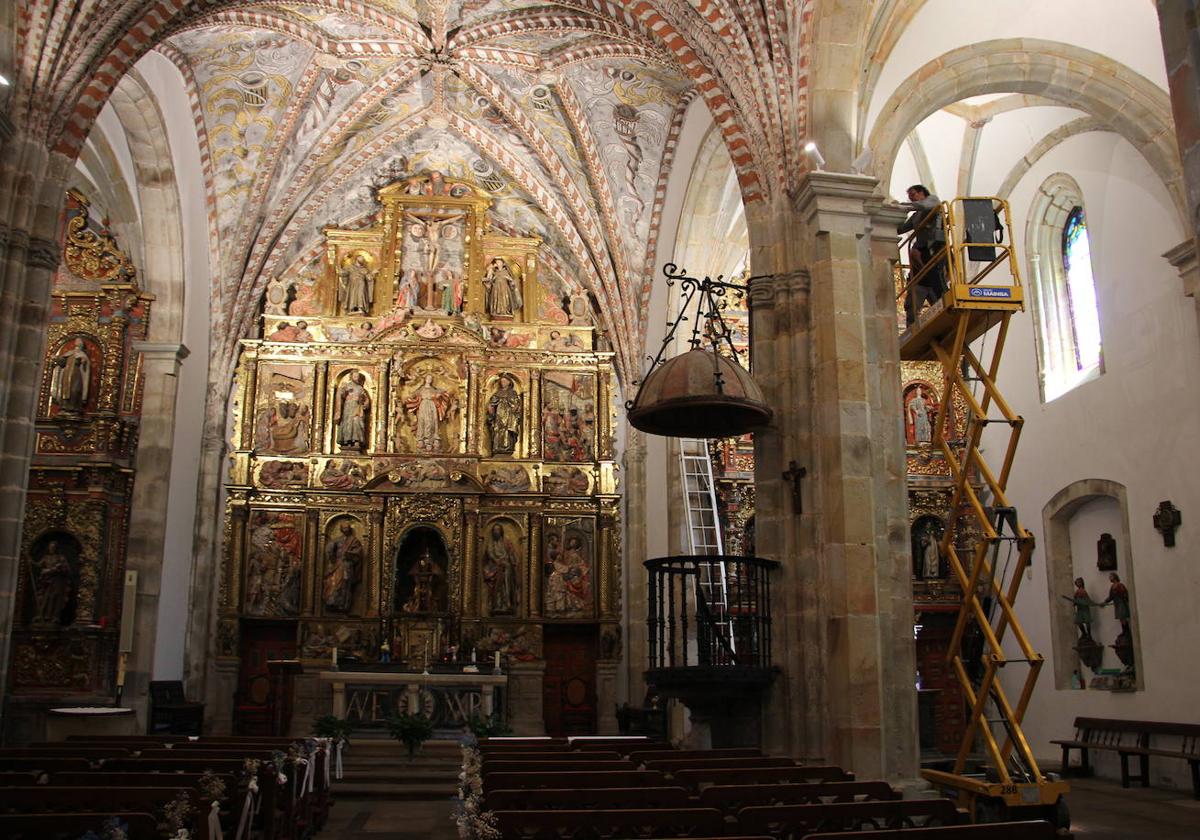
left=645, top=555, right=778, bottom=673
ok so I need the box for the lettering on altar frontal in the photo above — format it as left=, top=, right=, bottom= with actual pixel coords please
left=344, top=684, right=504, bottom=728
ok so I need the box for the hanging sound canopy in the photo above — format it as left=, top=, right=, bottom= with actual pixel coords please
left=627, top=265, right=772, bottom=439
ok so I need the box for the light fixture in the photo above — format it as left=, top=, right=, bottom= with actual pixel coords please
left=803, top=141, right=825, bottom=171
left=0, top=73, right=10, bottom=87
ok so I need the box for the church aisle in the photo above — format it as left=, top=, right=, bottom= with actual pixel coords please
left=318, top=798, right=459, bottom=840
left=1061, top=776, right=1200, bottom=838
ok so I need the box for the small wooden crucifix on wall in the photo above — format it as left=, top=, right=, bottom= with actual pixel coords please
left=1153, top=500, right=1182, bottom=547
left=783, top=460, right=807, bottom=515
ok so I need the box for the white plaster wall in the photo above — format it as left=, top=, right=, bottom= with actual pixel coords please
left=912, top=111, right=963, bottom=199
left=983, top=130, right=1200, bottom=789
left=865, top=0, right=1169, bottom=136
left=971, top=107, right=1086, bottom=195
left=137, top=50, right=214, bottom=680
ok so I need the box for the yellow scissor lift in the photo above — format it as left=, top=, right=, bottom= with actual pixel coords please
left=897, top=197, right=1070, bottom=826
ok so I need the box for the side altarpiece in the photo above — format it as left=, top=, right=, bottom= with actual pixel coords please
left=220, top=173, right=620, bottom=735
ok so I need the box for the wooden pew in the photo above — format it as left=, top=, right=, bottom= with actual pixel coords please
left=482, top=759, right=634, bottom=775
left=45, top=772, right=244, bottom=837
left=485, top=785, right=693, bottom=810
left=482, top=769, right=666, bottom=792
left=0, top=757, right=92, bottom=775
left=631, top=747, right=759, bottom=763
left=801, top=822, right=1056, bottom=839
left=0, top=811, right=161, bottom=840
left=492, top=806, right=726, bottom=839
left=475, top=750, right=622, bottom=762
left=0, top=787, right=208, bottom=839
left=699, top=781, right=899, bottom=814
left=644, top=756, right=796, bottom=774
left=736, top=799, right=964, bottom=837
left=675, top=764, right=853, bottom=789
left=0, top=746, right=130, bottom=759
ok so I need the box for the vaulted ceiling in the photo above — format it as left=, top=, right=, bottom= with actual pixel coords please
left=15, top=0, right=816, bottom=380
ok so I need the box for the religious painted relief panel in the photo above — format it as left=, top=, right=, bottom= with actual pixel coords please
left=244, top=510, right=306, bottom=617
left=254, top=364, right=315, bottom=456
left=543, top=516, right=595, bottom=619
left=542, top=372, right=596, bottom=462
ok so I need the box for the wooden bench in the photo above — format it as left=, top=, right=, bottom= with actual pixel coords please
left=474, top=749, right=622, bottom=762
left=0, top=786, right=208, bottom=838
left=699, top=781, right=899, bottom=814
left=1052, top=716, right=1200, bottom=796
left=674, top=765, right=853, bottom=790
left=486, top=785, right=693, bottom=810
left=482, top=759, right=634, bottom=775
left=0, top=746, right=130, bottom=759
left=0, top=812, right=162, bottom=840
left=645, top=756, right=796, bottom=774
left=482, top=769, right=666, bottom=791
left=492, top=806, right=726, bottom=839
left=0, top=757, right=92, bottom=774
left=631, top=747, right=760, bottom=763
left=801, top=822, right=1056, bottom=839
left=736, top=799, right=964, bottom=837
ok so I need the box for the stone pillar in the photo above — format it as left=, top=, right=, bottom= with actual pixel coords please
left=622, top=431, right=648, bottom=704
left=595, top=660, right=619, bottom=734
left=122, top=342, right=189, bottom=729
left=1158, top=1, right=1200, bottom=249
left=749, top=172, right=918, bottom=781
left=505, top=660, right=546, bottom=735
left=0, top=130, right=71, bottom=713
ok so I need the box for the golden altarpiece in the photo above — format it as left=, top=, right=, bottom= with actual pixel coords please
left=4, top=190, right=153, bottom=740
left=220, top=173, right=620, bottom=736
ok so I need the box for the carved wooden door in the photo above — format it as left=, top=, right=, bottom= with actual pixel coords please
left=542, top=625, right=598, bottom=736
left=235, top=621, right=296, bottom=735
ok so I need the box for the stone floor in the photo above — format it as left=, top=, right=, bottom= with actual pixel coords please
left=316, top=776, right=1200, bottom=838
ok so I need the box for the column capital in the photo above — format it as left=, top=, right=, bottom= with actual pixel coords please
left=133, top=341, right=191, bottom=365
left=1162, top=238, right=1199, bottom=298
left=794, top=171, right=880, bottom=233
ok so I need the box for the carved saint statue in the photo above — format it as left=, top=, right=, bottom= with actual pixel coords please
left=1061, top=577, right=1096, bottom=638
left=51, top=338, right=91, bottom=412
left=483, top=257, right=522, bottom=318
left=403, top=373, right=455, bottom=453
left=323, top=521, right=364, bottom=613
left=482, top=523, right=519, bottom=615
left=402, top=547, right=445, bottom=614
left=339, top=253, right=376, bottom=315
left=919, top=524, right=941, bottom=579
left=908, top=385, right=932, bottom=445
left=336, top=372, right=371, bottom=451
left=32, top=540, right=72, bottom=624
left=486, top=375, right=523, bottom=455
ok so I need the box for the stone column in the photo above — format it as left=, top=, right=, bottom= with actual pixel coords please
left=594, top=660, right=619, bottom=734
left=1158, top=1, right=1200, bottom=249
left=749, top=172, right=917, bottom=781
left=505, top=660, right=546, bottom=735
left=122, top=342, right=189, bottom=728
left=622, top=430, right=647, bottom=704
left=0, top=129, right=71, bottom=712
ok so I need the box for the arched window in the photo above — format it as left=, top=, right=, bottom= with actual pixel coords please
left=1026, top=175, right=1104, bottom=402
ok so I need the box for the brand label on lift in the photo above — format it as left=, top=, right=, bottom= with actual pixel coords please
left=968, top=286, right=1012, bottom=299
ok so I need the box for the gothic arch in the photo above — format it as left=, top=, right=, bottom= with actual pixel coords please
left=866, top=39, right=1186, bottom=229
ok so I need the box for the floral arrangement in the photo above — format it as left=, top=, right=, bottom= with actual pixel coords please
left=78, top=818, right=129, bottom=840
left=454, top=744, right=500, bottom=840
left=387, top=712, right=434, bottom=759
left=162, top=791, right=194, bottom=835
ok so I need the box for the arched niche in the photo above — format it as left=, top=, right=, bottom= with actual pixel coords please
left=24, top=531, right=84, bottom=627
left=394, top=526, right=450, bottom=617
left=1042, top=479, right=1142, bottom=690
left=910, top=514, right=945, bottom=581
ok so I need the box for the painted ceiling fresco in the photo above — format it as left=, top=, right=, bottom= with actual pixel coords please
left=162, top=1, right=696, bottom=377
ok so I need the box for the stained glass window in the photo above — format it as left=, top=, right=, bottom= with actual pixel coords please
left=1060, top=206, right=1102, bottom=374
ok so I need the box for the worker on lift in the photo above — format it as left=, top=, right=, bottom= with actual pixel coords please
left=898, top=184, right=948, bottom=326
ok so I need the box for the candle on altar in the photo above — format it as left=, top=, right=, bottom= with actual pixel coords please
left=332, top=646, right=338, bottom=667
left=471, top=648, right=477, bottom=664
left=494, top=651, right=501, bottom=670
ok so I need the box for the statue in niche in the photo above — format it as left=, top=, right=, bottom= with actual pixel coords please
left=1061, top=577, right=1098, bottom=639
left=323, top=520, right=365, bottom=613
left=403, top=373, right=455, bottom=453
left=51, top=337, right=92, bottom=412
left=482, top=522, right=520, bottom=615
left=336, top=372, right=371, bottom=452
left=486, top=375, right=523, bottom=455
left=339, top=253, right=376, bottom=315
left=1102, top=572, right=1131, bottom=634
left=919, top=525, right=941, bottom=579
left=483, top=257, right=522, bottom=318
left=31, top=540, right=74, bottom=624
left=905, top=384, right=935, bottom=445
left=1097, top=533, right=1118, bottom=571
left=402, top=544, right=446, bottom=614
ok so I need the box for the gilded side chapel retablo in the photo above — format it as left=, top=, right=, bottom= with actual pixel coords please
left=4, top=190, right=153, bottom=730
left=221, top=172, right=621, bottom=733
